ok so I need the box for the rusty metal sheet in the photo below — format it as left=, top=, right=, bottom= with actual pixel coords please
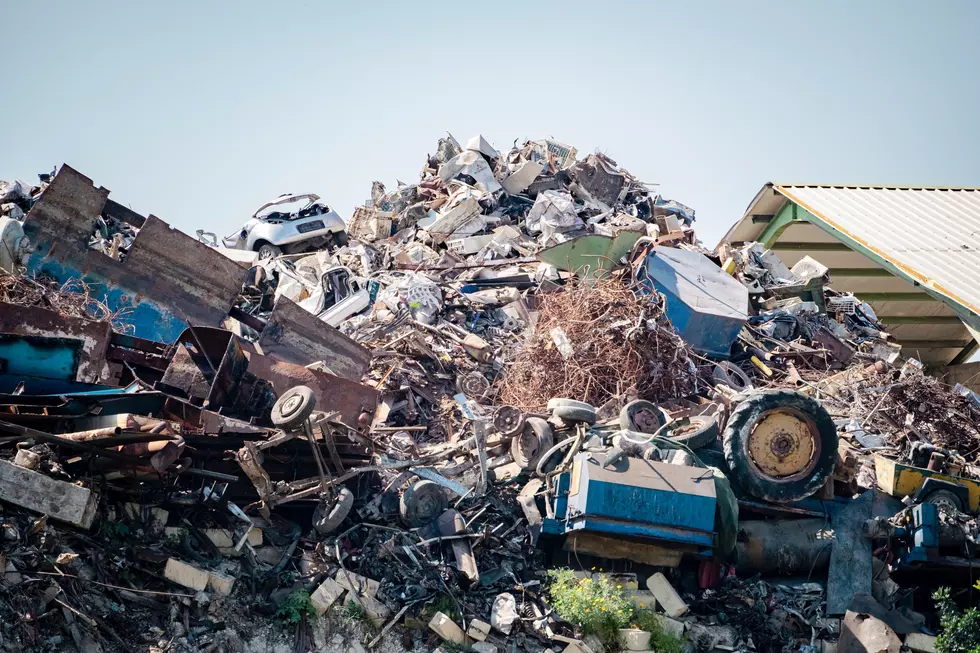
left=244, top=351, right=378, bottom=427
left=23, top=165, right=247, bottom=344
left=258, top=296, right=371, bottom=381
left=0, top=303, right=114, bottom=384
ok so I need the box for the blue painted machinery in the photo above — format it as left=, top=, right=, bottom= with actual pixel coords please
left=543, top=452, right=718, bottom=558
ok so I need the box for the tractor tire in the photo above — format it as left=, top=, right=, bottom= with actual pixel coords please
left=511, top=417, right=554, bottom=470
left=271, top=386, right=317, bottom=429
left=722, top=389, right=837, bottom=503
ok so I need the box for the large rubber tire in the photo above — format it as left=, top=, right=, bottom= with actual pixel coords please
left=271, top=386, right=317, bottom=429
left=619, top=400, right=665, bottom=434
left=552, top=404, right=597, bottom=425
left=313, top=487, right=354, bottom=534
left=712, top=362, right=752, bottom=392
left=400, top=480, right=448, bottom=527
left=547, top=398, right=594, bottom=412
left=722, top=390, right=837, bottom=503
left=665, top=415, right=719, bottom=450
left=511, top=417, right=554, bottom=470
left=332, top=231, right=350, bottom=248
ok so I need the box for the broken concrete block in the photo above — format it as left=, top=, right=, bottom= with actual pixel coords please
left=428, top=611, right=466, bottom=644
left=204, top=528, right=262, bottom=549
left=347, top=591, right=390, bottom=626
left=466, top=618, right=491, bottom=641
left=839, top=609, right=901, bottom=653
left=0, top=459, right=98, bottom=529
left=905, top=633, right=937, bottom=653
left=207, top=570, right=235, bottom=597
left=659, top=616, right=686, bottom=639
left=491, top=462, right=523, bottom=482
left=550, top=636, right=596, bottom=653
left=334, top=569, right=379, bottom=598
left=646, top=572, right=688, bottom=617
left=631, top=590, right=657, bottom=610
left=310, top=577, right=346, bottom=614
left=13, top=449, right=40, bottom=470
left=164, top=558, right=209, bottom=592
left=470, top=643, right=497, bottom=653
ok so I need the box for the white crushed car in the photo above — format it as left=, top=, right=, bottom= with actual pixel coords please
left=220, top=193, right=348, bottom=259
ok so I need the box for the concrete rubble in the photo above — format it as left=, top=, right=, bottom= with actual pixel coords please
left=0, top=138, right=977, bottom=653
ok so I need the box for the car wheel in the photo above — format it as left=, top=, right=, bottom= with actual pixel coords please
left=552, top=404, right=597, bottom=425
left=511, top=417, right=554, bottom=470
left=665, top=415, right=719, bottom=450
left=332, top=231, right=349, bottom=248
left=313, top=487, right=354, bottom=534
left=712, top=362, right=752, bottom=392
left=257, top=243, right=283, bottom=260
left=400, top=480, right=448, bottom=527
left=619, top=400, right=665, bottom=434
left=271, top=386, right=317, bottom=429
left=546, top=398, right=594, bottom=412
left=925, top=489, right=964, bottom=515
left=723, top=390, right=837, bottom=503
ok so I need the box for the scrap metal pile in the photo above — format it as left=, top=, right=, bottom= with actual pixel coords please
left=0, top=138, right=977, bottom=653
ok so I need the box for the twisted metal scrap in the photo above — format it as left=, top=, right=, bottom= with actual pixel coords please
left=498, top=279, right=695, bottom=410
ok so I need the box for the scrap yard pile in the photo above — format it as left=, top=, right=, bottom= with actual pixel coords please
left=0, top=137, right=979, bottom=653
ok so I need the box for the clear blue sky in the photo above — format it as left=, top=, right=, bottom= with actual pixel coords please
left=3, top=1, right=978, bottom=247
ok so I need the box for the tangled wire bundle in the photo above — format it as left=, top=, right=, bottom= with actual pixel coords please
left=1, top=270, right=129, bottom=328
left=498, top=279, right=695, bottom=410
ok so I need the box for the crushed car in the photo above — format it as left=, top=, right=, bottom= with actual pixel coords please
left=208, top=192, right=348, bottom=259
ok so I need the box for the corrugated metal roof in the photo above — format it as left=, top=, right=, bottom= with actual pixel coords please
left=722, top=183, right=980, bottom=366
left=774, top=184, right=980, bottom=316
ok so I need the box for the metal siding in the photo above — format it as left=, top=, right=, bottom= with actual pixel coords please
left=775, top=185, right=980, bottom=319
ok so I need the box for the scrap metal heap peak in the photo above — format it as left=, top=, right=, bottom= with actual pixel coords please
left=0, top=138, right=978, bottom=653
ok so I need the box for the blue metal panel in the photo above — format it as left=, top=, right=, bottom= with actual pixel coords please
left=26, top=257, right=189, bottom=343
left=636, top=247, right=748, bottom=358
left=574, top=476, right=716, bottom=534
left=566, top=517, right=713, bottom=547
left=0, top=335, right=82, bottom=382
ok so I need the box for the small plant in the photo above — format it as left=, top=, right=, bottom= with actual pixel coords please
left=632, top=608, right=684, bottom=653
left=344, top=600, right=367, bottom=622
left=548, top=568, right=634, bottom=646
left=426, top=594, right=460, bottom=621
left=276, top=590, right=315, bottom=625
left=548, top=569, right=686, bottom=652
left=934, top=587, right=980, bottom=653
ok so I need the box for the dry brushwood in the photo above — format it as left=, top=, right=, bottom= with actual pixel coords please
left=498, top=279, right=695, bottom=410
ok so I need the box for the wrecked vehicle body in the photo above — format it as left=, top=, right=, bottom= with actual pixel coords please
left=223, top=192, right=348, bottom=259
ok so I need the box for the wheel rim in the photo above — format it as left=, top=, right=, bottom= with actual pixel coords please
left=517, top=428, right=541, bottom=462
left=746, top=408, right=820, bottom=481
left=494, top=406, right=524, bottom=437
left=631, top=407, right=661, bottom=433
left=279, top=393, right=304, bottom=419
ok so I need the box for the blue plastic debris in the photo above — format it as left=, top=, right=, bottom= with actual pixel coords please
left=636, top=246, right=748, bottom=358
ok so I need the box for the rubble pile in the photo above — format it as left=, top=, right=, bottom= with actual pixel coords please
left=0, top=139, right=977, bottom=653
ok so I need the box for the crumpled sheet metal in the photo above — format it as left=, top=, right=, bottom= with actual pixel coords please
left=23, top=165, right=245, bottom=344
left=257, top=296, right=371, bottom=381
left=0, top=302, right=114, bottom=385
